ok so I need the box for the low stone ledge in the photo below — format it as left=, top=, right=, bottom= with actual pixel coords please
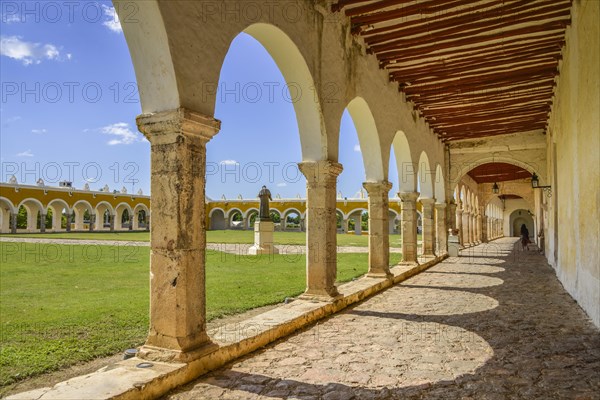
left=8, top=254, right=446, bottom=400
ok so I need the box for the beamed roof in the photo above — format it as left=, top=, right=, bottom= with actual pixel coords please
left=467, top=162, right=532, bottom=183
left=332, top=0, right=571, bottom=142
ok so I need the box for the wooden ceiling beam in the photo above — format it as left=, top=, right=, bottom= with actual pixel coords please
left=381, top=34, right=564, bottom=67
left=404, top=67, right=557, bottom=93
left=365, top=0, right=567, bottom=47
left=391, top=52, right=561, bottom=82
left=343, top=0, right=417, bottom=17
left=351, top=0, right=465, bottom=26
left=362, top=0, right=513, bottom=39
left=409, top=79, right=556, bottom=103
left=369, top=8, right=570, bottom=53
left=418, top=93, right=554, bottom=110
left=376, top=21, right=568, bottom=63
left=387, top=39, right=564, bottom=72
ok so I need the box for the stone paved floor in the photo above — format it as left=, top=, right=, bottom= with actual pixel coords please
left=167, top=238, right=600, bottom=399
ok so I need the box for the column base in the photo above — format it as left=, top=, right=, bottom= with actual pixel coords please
left=248, top=245, right=279, bottom=255
left=366, top=271, right=393, bottom=279
left=298, top=289, right=342, bottom=302
left=138, top=340, right=219, bottom=363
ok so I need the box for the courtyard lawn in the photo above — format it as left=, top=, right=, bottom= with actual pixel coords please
left=0, top=230, right=411, bottom=248
left=0, top=242, right=387, bottom=390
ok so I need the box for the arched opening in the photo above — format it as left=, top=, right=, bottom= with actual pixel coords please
left=209, top=209, right=226, bottom=231
left=391, top=131, right=414, bottom=193
left=115, top=203, right=133, bottom=231
left=133, top=205, right=150, bottom=230
left=228, top=209, right=244, bottom=230
left=47, top=199, right=70, bottom=232
left=245, top=209, right=259, bottom=230
left=269, top=209, right=282, bottom=230
left=282, top=209, right=302, bottom=231
left=347, top=209, right=368, bottom=235
left=0, top=197, right=15, bottom=233
left=510, top=209, right=534, bottom=238
left=73, top=201, right=94, bottom=231
left=95, top=202, right=114, bottom=231
left=18, top=199, right=44, bottom=232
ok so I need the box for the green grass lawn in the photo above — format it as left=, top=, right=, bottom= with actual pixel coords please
left=0, top=230, right=412, bottom=248
left=0, top=242, right=393, bottom=390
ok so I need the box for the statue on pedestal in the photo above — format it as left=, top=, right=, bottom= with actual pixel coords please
left=258, top=185, right=272, bottom=221
left=249, top=185, right=279, bottom=255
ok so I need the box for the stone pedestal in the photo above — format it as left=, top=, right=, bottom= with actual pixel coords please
left=136, top=107, right=220, bottom=362
left=399, top=191, right=419, bottom=264
left=248, top=220, right=279, bottom=255
left=448, top=233, right=460, bottom=257
left=298, top=160, right=343, bottom=301
left=363, top=181, right=393, bottom=278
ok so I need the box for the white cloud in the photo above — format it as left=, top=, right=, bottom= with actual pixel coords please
left=276, top=182, right=287, bottom=187
left=17, top=149, right=34, bottom=157
left=219, top=160, right=239, bottom=165
left=31, top=129, right=46, bottom=134
left=0, top=36, right=66, bottom=66
left=99, top=122, right=140, bottom=145
left=2, top=13, right=20, bottom=24
left=353, top=144, right=361, bottom=152
left=101, top=5, right=122, bottom=33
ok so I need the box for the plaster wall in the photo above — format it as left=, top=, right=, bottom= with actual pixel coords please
left=115, top=0, right=446, bottom=191
left=545, top=0, right=599, bottom=327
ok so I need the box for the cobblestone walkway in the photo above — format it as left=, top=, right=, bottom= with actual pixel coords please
left=166, top=238, right=600, bottom=400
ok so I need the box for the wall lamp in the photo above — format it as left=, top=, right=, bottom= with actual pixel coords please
left=492, top=182, right=500, bottom=194
left=531, top=173, right=552, bottom=197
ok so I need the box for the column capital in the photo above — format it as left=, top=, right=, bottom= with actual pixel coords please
left=136, top=107, right=221, bottom=145
left=398, top=191, right=419, bottom=202
left=418, top=197, right=436, bottom=206
left=298, top=160, right=343, bottom=183
left=434, top=202, right=447, bottom=210
left=362, top=181, right=392, bottom=196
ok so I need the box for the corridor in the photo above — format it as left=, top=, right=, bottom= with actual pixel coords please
left=167, top=238, right=600, bottom=399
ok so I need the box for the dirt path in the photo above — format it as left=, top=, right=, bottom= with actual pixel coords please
left=0, top=237, right=402, bottom=254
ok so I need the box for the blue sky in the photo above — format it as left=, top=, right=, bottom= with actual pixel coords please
left=1, top=2, right=399, bottom=199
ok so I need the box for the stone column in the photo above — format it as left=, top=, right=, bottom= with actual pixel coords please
left=300, top=217, right=305, bottom=232
left=447, top=202, right=457, bottom=231
left=65, top=213, right=72, bottom=232
left=353, top=215, right=362, bottom=235
left=363, top=181, right=393, bottom=278
left=342, top=218, right=349, bottom=233
left=462, top=209, right=471, bottom=246
left=89, top=214, right=95, bottom=232
left=472, top=213, right=478, bottom=244
left=242, top=217, right=247, bottom=231
left=455, top=206, right=463, bottom=246
left=40, top=213, right=46, bottom=233
left=298, top=160, right=343, bottom=301
left=419, top=197, right=436, bottom=257
left=481, top=215, right=488, bottom=242
left=399, top=192, right=419, bottom=264
left=10, top=212, right=17, bottom=233
left=146, top=214, right=150, bottom=231
left=109, top=214, right=115, bottom=232
left=477, top=214, right=483, bottom=243
left=435, top=203, right=448, bottom=255
left=137, top=107, right=220, bottom=361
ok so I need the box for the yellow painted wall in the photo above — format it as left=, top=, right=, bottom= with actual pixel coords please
left=0, top=183, right=151, bottom=212
left=546, top=0, right=599, bottom=327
